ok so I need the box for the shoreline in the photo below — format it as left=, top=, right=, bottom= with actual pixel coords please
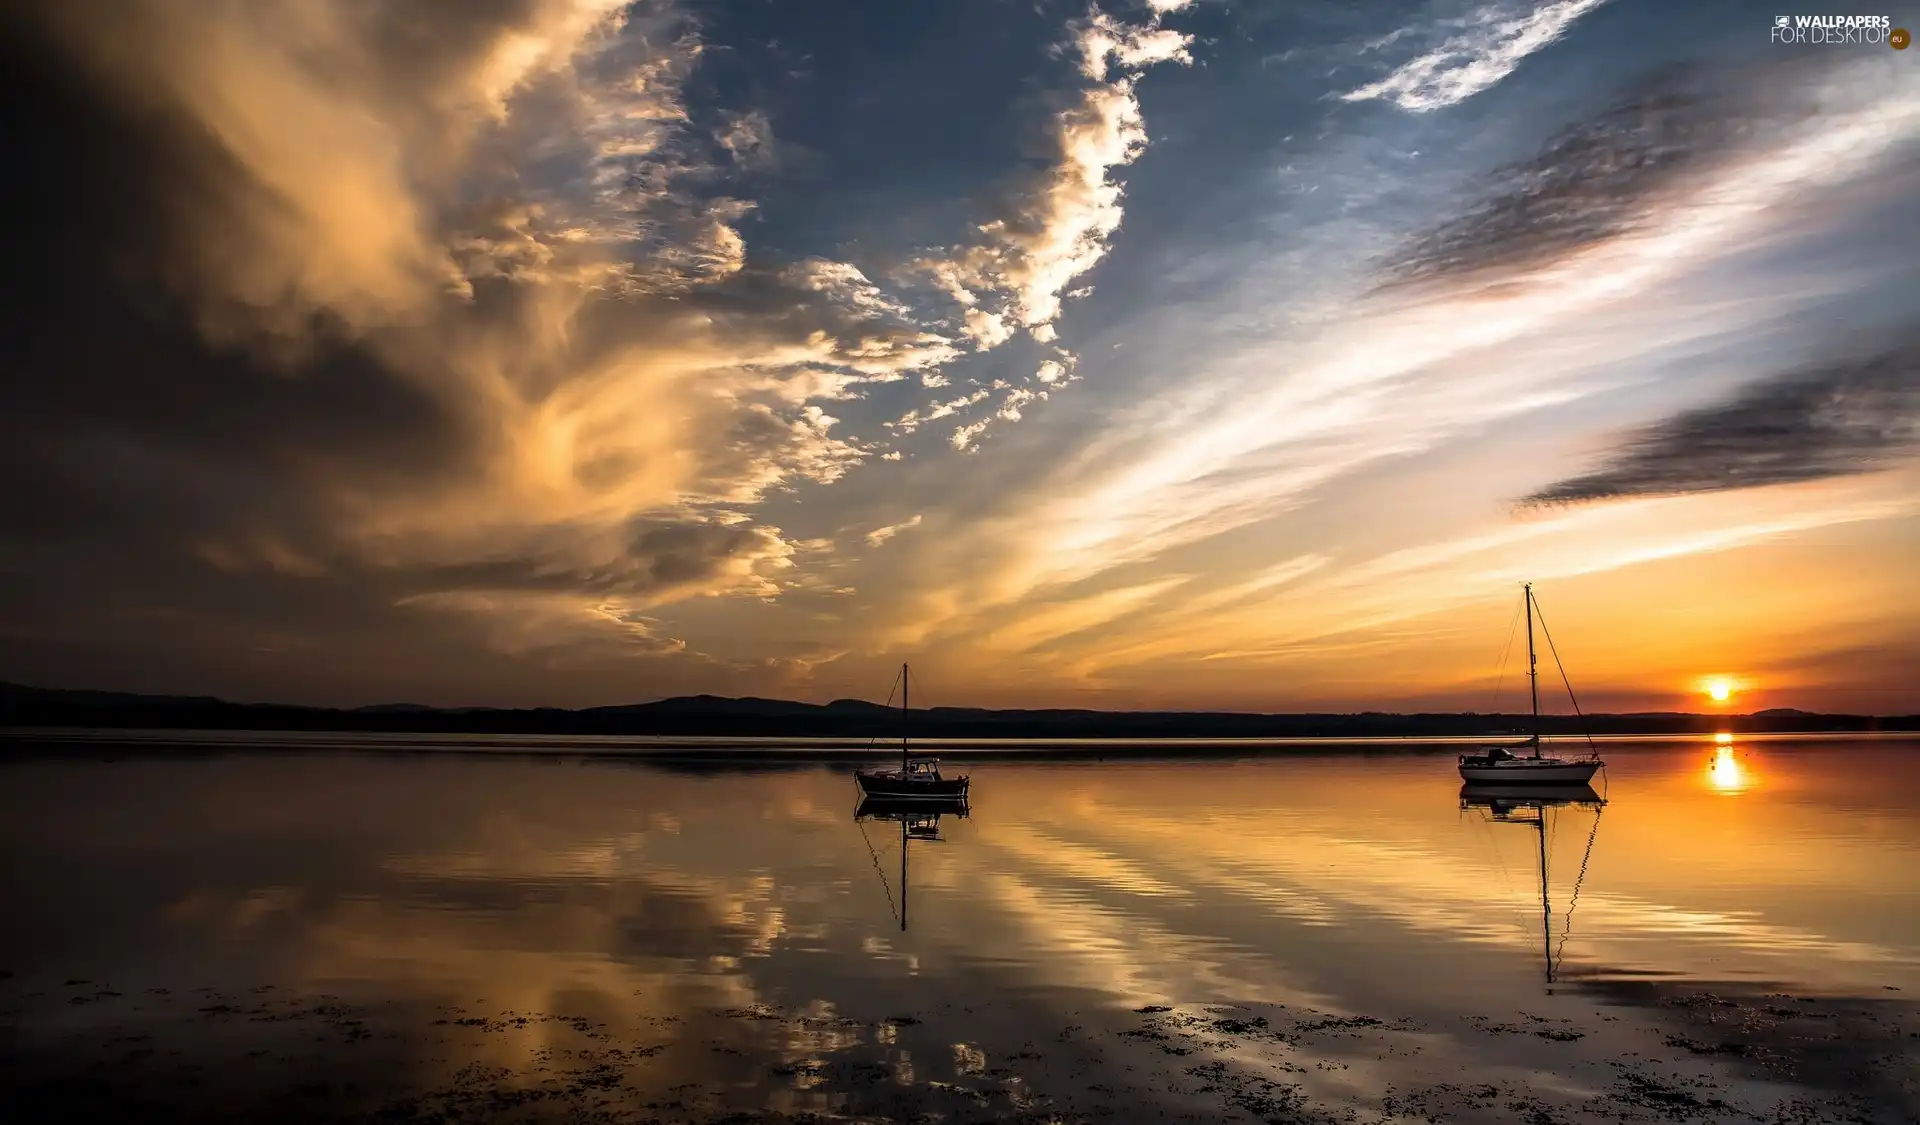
left=4, top=970, right=1913, bottom=1124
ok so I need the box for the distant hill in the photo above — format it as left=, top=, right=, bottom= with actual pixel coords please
left=1, top=680, right=1914, bottom=739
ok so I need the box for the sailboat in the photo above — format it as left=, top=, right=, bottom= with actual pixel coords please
left=855, top=794, right=968, bottom=931
left=1458, top=583, right=1605, bottom=784
left=1459, top=783, right=1606, bottom=988
left=854, top=663, right=970, bottom=800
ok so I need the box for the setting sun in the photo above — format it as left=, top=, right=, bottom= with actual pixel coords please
left=1707, top=678, right=1734, bottom=703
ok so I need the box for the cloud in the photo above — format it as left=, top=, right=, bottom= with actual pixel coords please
left=865, top=515, right=924, bottom=547
left=878, top=55, right=1920, bottom=647
left=1036, top=357, right=1075, bottom=384
left=781, top=259, right=918, bottom=322
left=900, top=1, right=1196, bottom=447
left=894, top=388, right=993, bottom=436
left=977, top=576, right=1193, bottom=655
left=7, top=0, right=1916, bottom=713
left=0, top=0, right=976, bottom=677
left=1076, top=11, right=1194, bottom=78
left=406, top=518, right=802, bottom=603
left=951, top=419, right=993, bottom=451
left=937, top=75, right=1153, bottom=338
left=1375, top=59, right=1834, bottom=290
left=1177, top=555, right=1331, bottom=617
left=997, top=386, right=1045, bottom=421
left=1341, top=0, right=1610, bottom=113
left=1522, top=339, right=1920, bottom=506
left=715, top=109, right=775, bottom=168
left=399, top=591, right=690, bottom=660
left=1056, top=475, right=1920, bottom=682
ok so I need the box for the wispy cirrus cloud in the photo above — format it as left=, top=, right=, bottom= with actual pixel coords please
left=865, top=515, right=923, bottom=547
left=1342, top=0, right=1611, bottom=113
left=855, top=55, right=1920, bottom=675
left=398, top=591, right=691, bottom=662
left=1374, top=60, right=1825, bottom=290
left=1046, top=473, right=1920, bottom=687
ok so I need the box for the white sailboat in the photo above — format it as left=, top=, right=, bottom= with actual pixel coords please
left=1458, top=583, right=1605, bottom=785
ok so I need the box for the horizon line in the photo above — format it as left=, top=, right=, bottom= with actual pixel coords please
left=2, top=679, right=1914, bottom=722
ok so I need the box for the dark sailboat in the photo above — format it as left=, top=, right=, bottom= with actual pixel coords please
left=854, top=663, right=970, bottom=801
left=855, top=793, right=968, bottom=931
left=1458, top=583, right=1605, bottom=784
left=1460, top=783, right=1606, bottom=989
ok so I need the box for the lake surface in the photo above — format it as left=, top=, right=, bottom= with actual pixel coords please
left=2, top=735, right=1916, bottom=1123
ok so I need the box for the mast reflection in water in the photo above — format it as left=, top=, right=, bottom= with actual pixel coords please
left=854, top=793, right=969, bottom=931
left=1459, top=783, right=1606, bottom=991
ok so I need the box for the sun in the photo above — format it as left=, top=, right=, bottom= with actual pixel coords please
left=1706, top=678, right=1734, bottom=703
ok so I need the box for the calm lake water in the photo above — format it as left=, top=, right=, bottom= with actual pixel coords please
left=2, top=735, right=1916, bottom=1123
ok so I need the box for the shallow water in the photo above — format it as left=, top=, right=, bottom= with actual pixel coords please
left=1, top=735, right=1916, bottom=1122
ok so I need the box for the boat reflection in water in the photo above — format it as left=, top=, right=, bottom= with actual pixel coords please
left=1460, top=782, right=1607, bottom=991
left=854, top=793, right=969, bottom=931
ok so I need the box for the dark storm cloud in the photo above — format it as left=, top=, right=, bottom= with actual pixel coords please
left=0, top=0, right=506, bottom=598
left=1520, top=339, right=1920, bottom=507
left=1375, top=60, right=1825, bottom=290
left=0, top=0, right=975, bottom=700
left=0, top=9, right=445, bottom=544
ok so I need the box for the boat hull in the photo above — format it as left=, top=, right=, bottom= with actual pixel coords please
left=854, top=772, right=970, bottom=800
left=1458, top=761, right=1600, bottom=784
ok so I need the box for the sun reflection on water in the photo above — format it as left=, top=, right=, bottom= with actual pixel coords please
left=1708, top=737, right=1749, bottom=794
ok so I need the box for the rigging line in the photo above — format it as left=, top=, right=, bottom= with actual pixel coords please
left=863, top=666, right=904, bottom=756
left=1531, top=598, right=1600, bottom=760
left=856, top=815, right=902, bottom=928
left=1553, top=805, right=1603, bottom=973
left=1485, top=596, right=1525, bottom=716
left=1472, top=808, right=1528, bottom=947
left=906, top=665, right=930, bottom=727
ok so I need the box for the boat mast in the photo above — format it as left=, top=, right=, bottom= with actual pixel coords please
left=1525, top=584, right=1541, bottom=758
left=901, top=662, right=909, bottom=771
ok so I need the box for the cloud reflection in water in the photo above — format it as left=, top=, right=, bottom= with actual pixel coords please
left=1, top=741, right=1916, bottom=1120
